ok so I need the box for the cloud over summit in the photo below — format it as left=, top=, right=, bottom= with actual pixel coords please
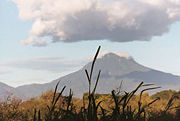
left=13, top=0, right=180, bottom=46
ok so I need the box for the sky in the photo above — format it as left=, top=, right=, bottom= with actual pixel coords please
left=0, top=0, right=180, bottom=87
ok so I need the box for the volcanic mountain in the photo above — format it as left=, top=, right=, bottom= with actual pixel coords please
left=1, top=53, right=180, bottom=99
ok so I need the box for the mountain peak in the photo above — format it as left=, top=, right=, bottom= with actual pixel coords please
left=82, top=51, right=150, bottom=78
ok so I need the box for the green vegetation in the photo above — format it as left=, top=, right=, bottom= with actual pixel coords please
left=0, top=46, right=180, bottom=121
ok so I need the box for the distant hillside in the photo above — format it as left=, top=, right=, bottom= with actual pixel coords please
left=0, top=82, right=14, bottom=100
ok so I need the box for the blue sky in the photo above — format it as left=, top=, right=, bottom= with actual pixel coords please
left=0, top=0, right=180, bottom=87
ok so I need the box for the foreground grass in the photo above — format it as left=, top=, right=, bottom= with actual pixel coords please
left=0, top=89, right=180, bottom=121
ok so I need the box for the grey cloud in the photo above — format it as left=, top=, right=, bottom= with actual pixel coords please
left=57, top=7, right=170, bottom=42
left=13, top=0, right=180, bottom=46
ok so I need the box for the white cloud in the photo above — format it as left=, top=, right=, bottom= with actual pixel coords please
left=13, top=0, right=180, bottom=46
left=98, top=50, right=131, bottom=59
left=0, top=70, right=11, bottom=75
left=2, top=56, right=88, bottom=73
left=21, top=37, right=47, bottom=47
